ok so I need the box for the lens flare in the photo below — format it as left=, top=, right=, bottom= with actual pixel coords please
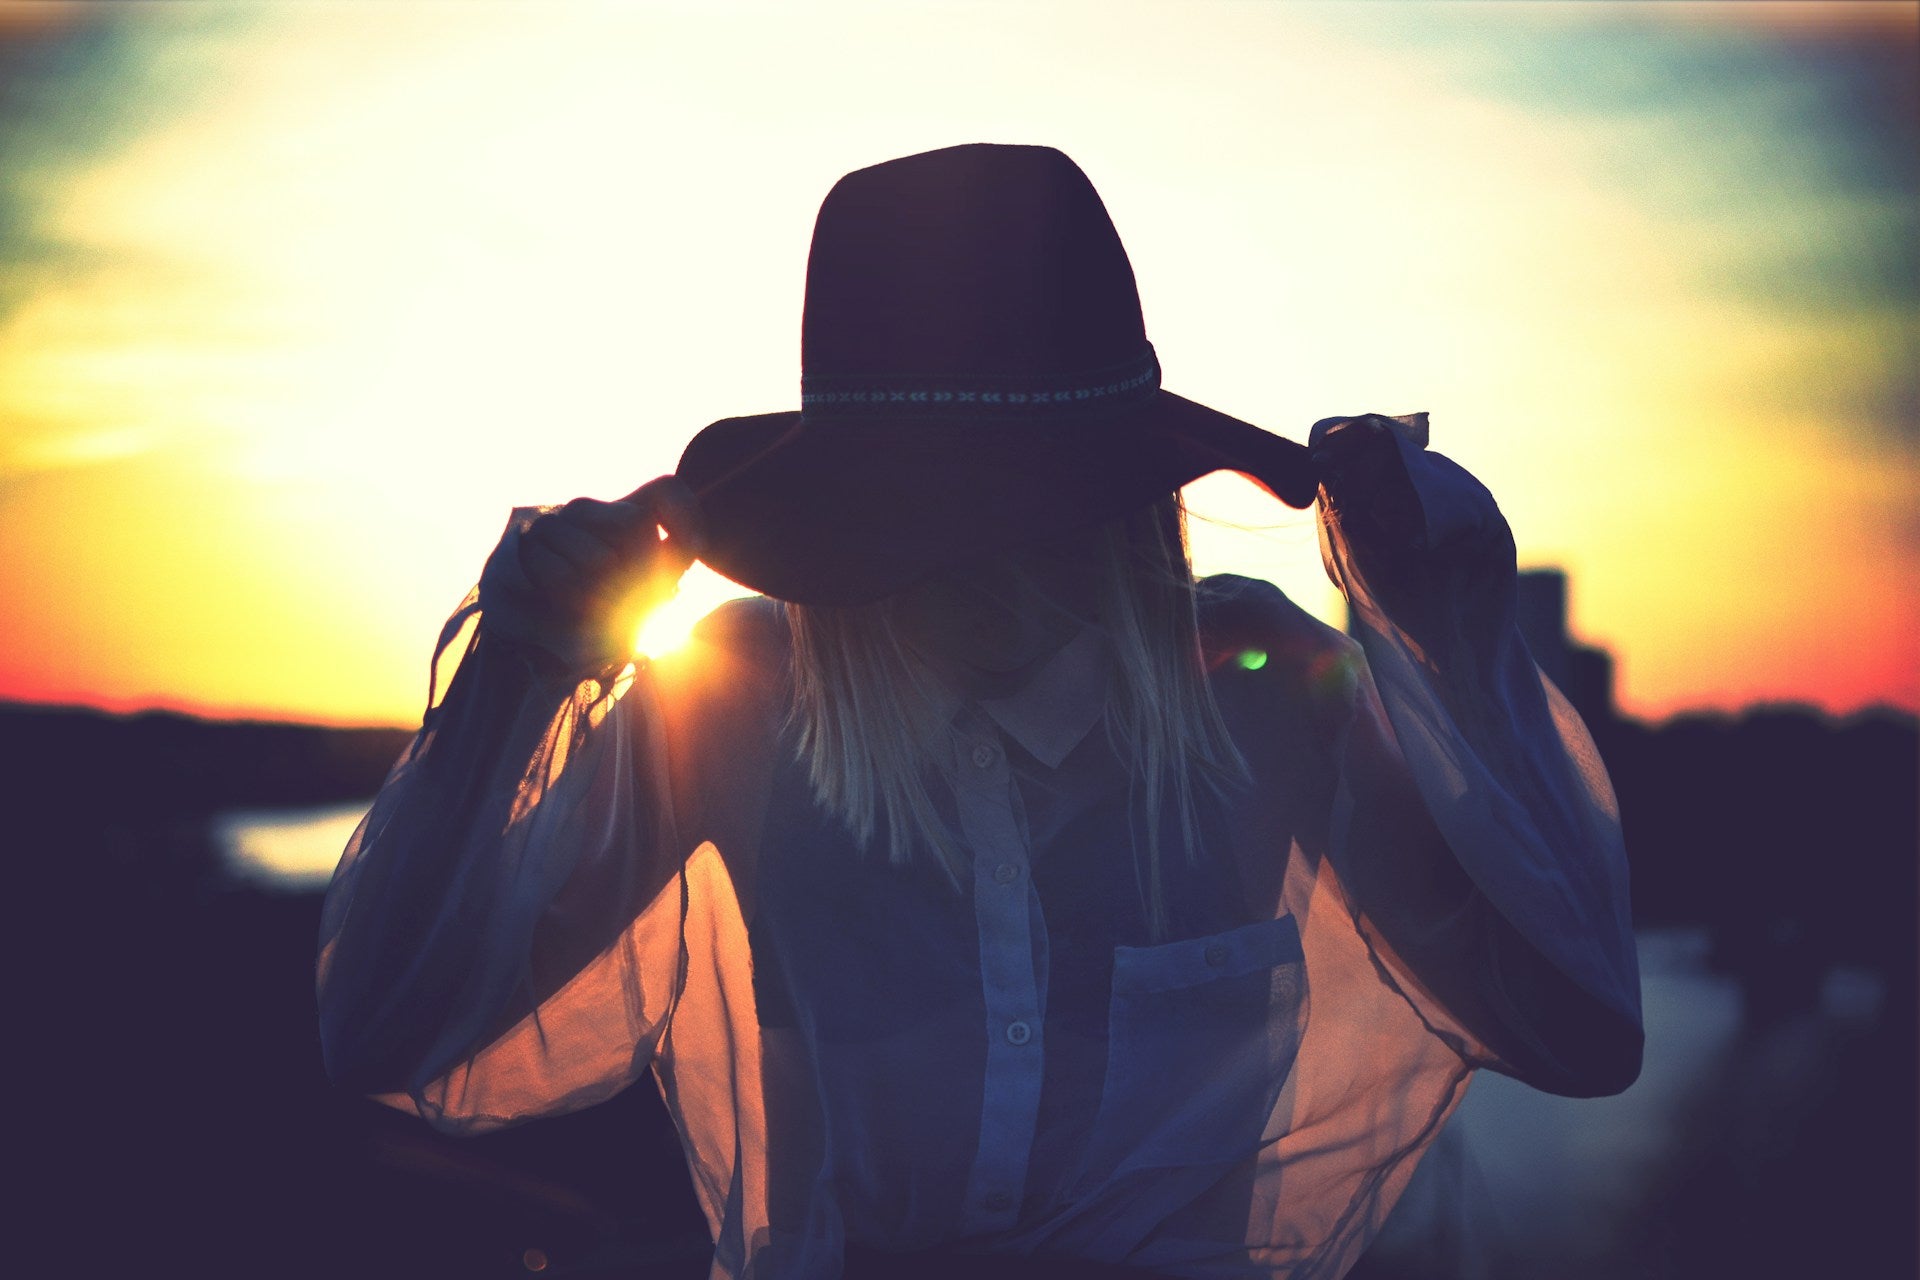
left=633, top=562, right=756, bottom=660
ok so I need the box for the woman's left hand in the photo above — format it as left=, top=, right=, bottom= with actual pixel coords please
left=1310, top=414, right=1429, bottom=553
left=1310, top=413, right=1518, bottom=672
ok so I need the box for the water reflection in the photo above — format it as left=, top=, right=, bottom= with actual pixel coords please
left=213, top=800, right=368, bottom=890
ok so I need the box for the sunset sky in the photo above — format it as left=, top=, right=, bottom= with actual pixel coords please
left=0, top=1, right=1914, bottom=726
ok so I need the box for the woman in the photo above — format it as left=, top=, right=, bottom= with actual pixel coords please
left=318, top=144, right=1642, bottom=1279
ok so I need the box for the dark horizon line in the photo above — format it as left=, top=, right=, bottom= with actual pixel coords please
left=3, top=692, right=1915, bottom=736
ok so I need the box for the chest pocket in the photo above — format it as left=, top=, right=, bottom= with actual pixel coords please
left=1081, top=913, right=1308, bottom=1175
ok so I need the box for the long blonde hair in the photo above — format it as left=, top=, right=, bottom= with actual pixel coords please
left=786, top=493, right=1246, bottom=938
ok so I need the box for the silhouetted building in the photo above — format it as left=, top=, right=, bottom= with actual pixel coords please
left=1344, top=565, right=1618, bottom=733
left=1515, top=568, right=1616, bottom=733
left=1515, top=568, right=1574, bottom=690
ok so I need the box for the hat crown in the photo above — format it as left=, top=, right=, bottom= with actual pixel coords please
left=801, top=144, right=1149, bottom=387
left=676, top=143, right=1318, bottom=604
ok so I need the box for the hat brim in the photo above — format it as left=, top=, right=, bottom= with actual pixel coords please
left=676, top=390, right=1318, bottom=605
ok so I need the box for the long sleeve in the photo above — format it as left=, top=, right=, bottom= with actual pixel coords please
left=1315, top=416, right=1643, bottom=1097
left=316, top=510, right=689, bottom=1134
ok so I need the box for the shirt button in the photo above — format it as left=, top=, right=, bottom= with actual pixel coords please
left=971, top=743, right=997, bottom=769
left=984, top=1191, right=1013, bottom=1212
left=1005, top=1020, right=1032, bottom=1045
left=993, top=863, right=1020, bottom=885
left=1204, top=943, right=1229, bottom=967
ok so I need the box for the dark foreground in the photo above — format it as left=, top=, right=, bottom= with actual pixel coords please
left=24, top=837, right=1911, bottom=1280
left=12, top=699, right=1915, bottom=1279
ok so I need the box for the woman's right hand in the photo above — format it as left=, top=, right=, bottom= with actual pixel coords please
left=478, top=475, right=707, bottom=670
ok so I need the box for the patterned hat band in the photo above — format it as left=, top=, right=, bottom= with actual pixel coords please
left=799, top=349, right=1160, bottom=420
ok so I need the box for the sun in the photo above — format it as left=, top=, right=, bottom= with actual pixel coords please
left=632, top=562, right=756, bottom=660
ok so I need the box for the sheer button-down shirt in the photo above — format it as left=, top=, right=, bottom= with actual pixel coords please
left=318, top=427, right=1643, bottom=1279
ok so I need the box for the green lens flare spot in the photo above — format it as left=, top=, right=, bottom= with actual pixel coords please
left=1236, top=648, right=1268, bottom=672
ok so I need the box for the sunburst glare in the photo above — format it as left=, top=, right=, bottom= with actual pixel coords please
left=634, top=562, right=752, bottom=660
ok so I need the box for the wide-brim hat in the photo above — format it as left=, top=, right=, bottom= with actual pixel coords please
left=677, top=143, right=1318, bottom=606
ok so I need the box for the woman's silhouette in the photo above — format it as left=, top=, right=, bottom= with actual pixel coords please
left=318, top=144, right=1642, bottom=1279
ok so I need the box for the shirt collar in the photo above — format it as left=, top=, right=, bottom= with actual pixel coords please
left=974, top=625, right=1109, bottom=769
